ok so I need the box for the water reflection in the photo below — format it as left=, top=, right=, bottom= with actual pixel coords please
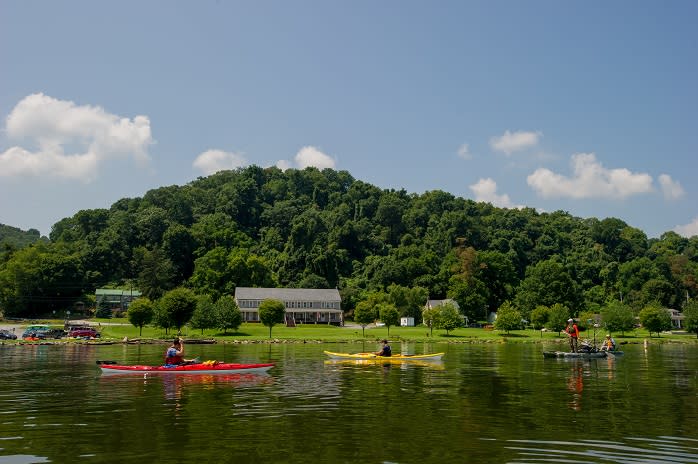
left=566, top=364, right=584, bottom=411
left=1, top=343, right=697, bottom=463
left=323, top=359, right=445, bottom=369
left=98, top=371, right=274, bottom=401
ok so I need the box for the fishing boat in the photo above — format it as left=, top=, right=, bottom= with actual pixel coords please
left=543, top=351, right=623, bottom=359
left=98, top=360, right=275, bottom=375
left=323, top=351, right=444, bottom=361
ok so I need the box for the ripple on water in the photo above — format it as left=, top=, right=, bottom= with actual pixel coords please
left=506, top=436, right=698, bottom=463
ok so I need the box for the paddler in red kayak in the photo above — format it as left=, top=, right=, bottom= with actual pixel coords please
left=165, top=337, right=196, bottom=365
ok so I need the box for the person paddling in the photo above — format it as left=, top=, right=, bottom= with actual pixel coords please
left=165, top=337, right=195, bottom=365
left=375, top=339, right=392, bottom=357
left=564, top=319, right=579, bottom=353
left=600, top=334, right=616, bottom=351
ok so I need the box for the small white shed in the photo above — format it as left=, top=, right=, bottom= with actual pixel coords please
left=400, top=317, right=415, bottom=327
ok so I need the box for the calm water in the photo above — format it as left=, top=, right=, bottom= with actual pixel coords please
left=0, top=341, right=697, bottom=463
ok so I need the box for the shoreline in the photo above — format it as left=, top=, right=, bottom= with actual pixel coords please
left=2, top=337, right=696, bottom=346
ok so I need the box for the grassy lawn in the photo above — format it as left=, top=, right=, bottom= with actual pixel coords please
left=3, top=318, right=696, bottom=344
left=86, top=320, right=698, bottom=344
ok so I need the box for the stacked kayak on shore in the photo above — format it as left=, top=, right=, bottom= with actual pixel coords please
left=98, top=361, right=274, bottom=375
left=543, top=351, right=623, bottom=359
left=323, top=351, right=444, bottom=361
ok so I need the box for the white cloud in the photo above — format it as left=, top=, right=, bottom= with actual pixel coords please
left=294, top=146, right=336, bottom=169
left=675, top=218, right=698, bottom=238
left=193, top=149, right=247, bottom=175
left=469, top=178, right=522, bottom=209
left=276, top=146, right=336, bottom=171
left=527, top=153, right=654, bottom=199
left=490, top=130, right=542, bottom=155
left=658, top=174, right=685, bottom=200
left=0, top=93, right=153, bottom=180
left=457, top=143, right=472, bottom=160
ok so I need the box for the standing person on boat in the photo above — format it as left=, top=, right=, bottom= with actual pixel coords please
left=375, top=339, right=392, bottom=357
left=564, top=319, right=579, bottom=353
left=165, top=337, right=194, bottom=365
left=600, top=334, right=616, bottom=351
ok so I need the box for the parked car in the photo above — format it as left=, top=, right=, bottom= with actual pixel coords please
left=22, top=325, right=51, bottom=339
left=0, top=329, right=17, bottom=340
left=44, top=328, right=66, bottom=339
left=68, top=327, right=99, bottom=338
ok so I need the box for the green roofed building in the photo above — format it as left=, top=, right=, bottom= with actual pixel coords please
left=95, top=289, right=142, bottom=317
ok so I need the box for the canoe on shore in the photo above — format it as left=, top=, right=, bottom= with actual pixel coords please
left=98, top=361, right=274, bottom=374
left=543, top=351, right=623, bottom=359
left=323, top=351, right=444, bottom=361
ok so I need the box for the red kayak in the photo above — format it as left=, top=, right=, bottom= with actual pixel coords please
left=99, top=361, right=274, bottom=375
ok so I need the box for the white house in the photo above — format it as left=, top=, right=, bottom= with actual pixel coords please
left=665, top=308, right=684, bottom=329
left=234, top=287, right=343, bottom=325
left=425, top=299, right=460, bottom=311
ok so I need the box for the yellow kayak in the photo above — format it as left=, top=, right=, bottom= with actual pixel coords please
left=323, top=351, right=444, bottom=361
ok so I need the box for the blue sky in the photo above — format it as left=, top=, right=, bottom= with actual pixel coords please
left=1, top=1, right=696, bottom=238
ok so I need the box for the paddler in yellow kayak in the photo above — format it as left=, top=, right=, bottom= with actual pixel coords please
left=374, top=339, right=392, bottom=357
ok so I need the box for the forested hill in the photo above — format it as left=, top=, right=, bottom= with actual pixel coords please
left=1, top=165, right=697, bottom=320
left=0, top=224, right=44, bottom=250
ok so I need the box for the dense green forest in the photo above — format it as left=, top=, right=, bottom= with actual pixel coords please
left=0, top=224, right=44, bottom=250
left=1, top=166, right=697, bottom=323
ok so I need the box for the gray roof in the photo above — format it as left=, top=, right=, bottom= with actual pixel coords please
left=234, top=287, right=341, bottom=301
left=426, top=299, right=460, bottom=309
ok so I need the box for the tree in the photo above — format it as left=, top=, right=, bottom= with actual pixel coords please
left=216, top=295, right=243, bottom=334
left=601, top=301, right=635, bottom=336
left=683, top=300, right=698, bottom=338
left=387, top=284, right=428, bottom=323
left=126, top=298, right=154, bottom=336
left=494, top=301, right=522, bottom=334
left=434, top=302, right=462, bottom=335
left=642, top=277, right=679, bottom=309
left=514, top=259, right=582, bottom=319
left=190, top=294, right=217, bottom=335
left=152, top=300, right=173, bottom=334
left=159, top=287, right=197, bottom=333
left=448, top=275, right=488, bottom=324
left=638, top=303, right=672, bottom=337
left=422, top=306, right=441, bottom=336
left=546, top=303, right=570, bottom=335
left=134, top=247, right=176, bottom=300
left=354, top=300, right=377, bottom=337
left=0, top=243, right=87, bottom=318
left=377, top=303, right=399, bottom=336
left=259, top=299, right=286, bottom=338
left=530, top=305, right=549, bottom=330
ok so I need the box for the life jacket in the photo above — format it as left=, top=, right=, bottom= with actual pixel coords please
left=165, top=347, right=183, bottom=365
left=381, top=345, right=392, bottom=357
left=567, top=324, right=578, bottom=338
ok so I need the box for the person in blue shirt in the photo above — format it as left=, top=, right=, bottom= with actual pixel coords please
left=165, top=337, right=192, bottom=365
left=375, top=339, right=392, bottom=357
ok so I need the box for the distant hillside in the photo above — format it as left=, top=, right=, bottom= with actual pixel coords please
left=2, top=166, right=697, bottom=320
left=0, top=223, right=44, bottom=249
